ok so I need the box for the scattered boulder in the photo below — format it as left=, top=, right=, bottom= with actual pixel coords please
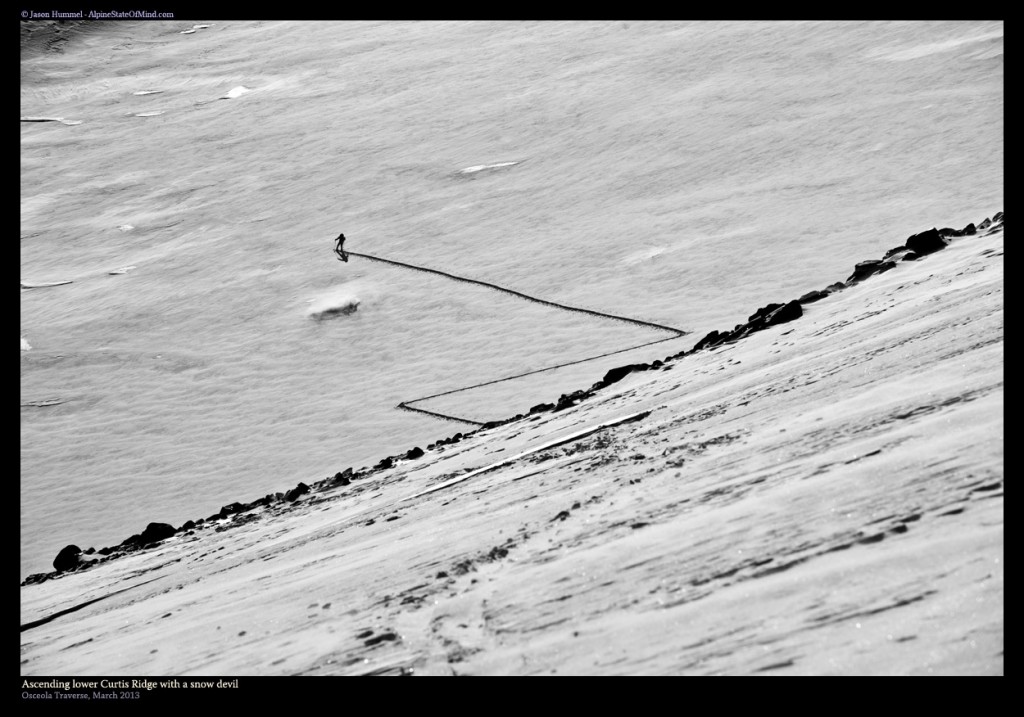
left=847, top=259, right=896, bottom=284
left=961, top=223, right=977, bottom=235
left=331, top=468, right=353, bottom=486
left=748, top=303, right=783, bottom=324
left=600, top=364, right=646, bottom=387
left=405, top=446, right=424, bottom=460
left=284, top=482, right=310, bottom=501
left=138, top=522, right=176, bottom=545
left=993, top=211, right=1003, bottom=222
left=120, top=533, right=143, bottom=547
left=763, top=300, right=802, bottom=327
left=977, top=218, right=991, bottom=230
left=904, top=228, right=947, bottom=256
left=83, top=547, right=95, bottom=555
left=180, top=520, right=196, bottom=531
left=692, top=330, right=721, bottom=352
left=53, top=544, right=82, bottom=572
left=375, top=457, right=394, bottom=470
left=798, top=289, right=829, bottom=304
left=554, top=390, right=588, bottom=411
left=826, top=282, right=846, bottom=293
left=219, top=502, right=249, bottom=518
left=529, top=402, right=555, bottom=414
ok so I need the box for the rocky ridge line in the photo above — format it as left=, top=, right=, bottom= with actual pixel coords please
left=21, top=211, right=1003, bottom=586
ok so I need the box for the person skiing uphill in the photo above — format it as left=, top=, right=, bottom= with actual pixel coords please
left=334, top=233, right=349, bottom=262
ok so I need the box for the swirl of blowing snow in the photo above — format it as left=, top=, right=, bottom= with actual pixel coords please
left=306, top=281, right=377, bottom=320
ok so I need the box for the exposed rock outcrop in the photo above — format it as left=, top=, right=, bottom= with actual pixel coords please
left=904, top=228, right=947, bottom=256
left=53, top=545, right=82, bottom=572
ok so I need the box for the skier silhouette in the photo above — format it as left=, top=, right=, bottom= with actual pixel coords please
left=334, top=233, right=349, bottom=262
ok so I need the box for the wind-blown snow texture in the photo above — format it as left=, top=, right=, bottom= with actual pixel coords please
left=20, top=21, right=1002, bottom=579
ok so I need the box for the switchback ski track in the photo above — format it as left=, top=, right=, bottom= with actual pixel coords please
left=346, top=250, right=689, bottom=425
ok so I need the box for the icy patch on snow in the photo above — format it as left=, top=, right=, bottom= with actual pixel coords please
left=220, top=86, right=252, bottom=100
left=459, top=161, right=521, bottom=175
left=622, top=247, right=668, bottom=265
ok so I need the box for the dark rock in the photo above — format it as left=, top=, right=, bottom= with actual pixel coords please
left=206, top=514, right=221, bottom=522
left=992, top=211, right=1003, bottom=224
left=480, top=421, right=503, bottom=429
left=284, top=482, right=310, bottom=501
left=651, top=360, right=663, bottom=368
left=83, top=547, right=95, bottom=555
left=405, top=446, right=424, bottom=460
left=552, top=510, right=571, bottom=522
left=600, top=364, right=643, bottom=387
left=529, top=402, right=555, bottom=414
left=961, top=223, right=977, bottom=235
left=364, top=631, right=399, bottom=647
left=139, top=522, right=176, bottom=545
left=937, top=227, right=962, bottom=238
left=376, top=457, right=394, bottom=470
left=53, top=544, right=82, bottom=572
left=120, top=533, right=143, bottom=547
left=798, top=289, right=829, bottom=304
left=902, top=251, right=920, bottom=261
left=180, top=520, right=196, bottom=531
left=692, top=330, right=721, bottom=352
left=196, top=517, right=206, bottom=525
left=847, top=259, right=896, bottom=284
left=555, top=389, right=591, bottom=411
left=98, top=545, right=116, bottom=556
left=764, top=300, right=802, bottom=326
left=748, top=303, right=783, bottom=324
left=332, top=468, right=353, bottom=486
left=883, top=245, right=909, bottom=259
left=219, top=502, right=248, bottom=518
left=436, top=571, right=448, bottom=579
left=977, top=218, right=991, bottom=230
left=904, top=228, right=947, bottom=256
left=719, top=326, right=749, bottom=343
left=826, top=282, right=845, bottom=292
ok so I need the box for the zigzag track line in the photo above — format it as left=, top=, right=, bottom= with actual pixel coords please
left=346, top=251, right=688, bottom=425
